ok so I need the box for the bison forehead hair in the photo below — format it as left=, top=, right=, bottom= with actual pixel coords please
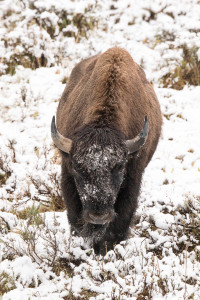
left=71, top=125, right=127, bottom=170
left=73, top=143, right=126, bottom=172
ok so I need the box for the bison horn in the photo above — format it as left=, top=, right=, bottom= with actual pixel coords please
left=51, top=116, right=72, bottom=153
left=125, top=116, right=149, bottom=154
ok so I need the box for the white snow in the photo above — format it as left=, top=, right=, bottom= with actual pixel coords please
left=0, top=0, right=200, bottom=298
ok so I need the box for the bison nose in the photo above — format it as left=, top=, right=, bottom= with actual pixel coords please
left=88, top=211, right=113, bottom=225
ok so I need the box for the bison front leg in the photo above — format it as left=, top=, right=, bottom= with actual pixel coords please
left=93, top=239, right=115, bottom=256
left=93, top=211, right=134, bottom=255
left=61, top=173, right=83, bottom=234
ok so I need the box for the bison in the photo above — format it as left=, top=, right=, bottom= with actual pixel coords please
left=51, top=47, right=162, bottom=255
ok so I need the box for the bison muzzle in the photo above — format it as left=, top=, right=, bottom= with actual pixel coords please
left=51, top=47, right=162, bottom=255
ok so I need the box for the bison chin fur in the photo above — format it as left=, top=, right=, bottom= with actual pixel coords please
left=73, top=222, right=109, bottom=243
left=70, top=199, right=119, bottom=255
left=71, top=216, right=120, bottom=255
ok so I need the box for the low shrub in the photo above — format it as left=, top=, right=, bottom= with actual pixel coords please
left=161, top=44, right=200, bottom=90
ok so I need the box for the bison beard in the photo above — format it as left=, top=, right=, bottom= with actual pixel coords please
left=51, top=47, right=162, bottom=255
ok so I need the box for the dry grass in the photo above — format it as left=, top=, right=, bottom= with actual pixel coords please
left=0, top=272, right=16, bottom=295
left=1, top=3, right=99, bottom=75
left=161, top=44, right=200, bottom=89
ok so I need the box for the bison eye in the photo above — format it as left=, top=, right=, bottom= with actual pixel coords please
left=72, top=168, right=84, bottom=181
left=111, top=163, right=124, bottom=175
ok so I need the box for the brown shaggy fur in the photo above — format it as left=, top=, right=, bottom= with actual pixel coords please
left=57, top=47, right=161, bottom=165
left=56, top=47, right=162, bottom=254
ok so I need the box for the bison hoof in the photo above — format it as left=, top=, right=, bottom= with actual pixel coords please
left=93, top=240, right=115, bottom=255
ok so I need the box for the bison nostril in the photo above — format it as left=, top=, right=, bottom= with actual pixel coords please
left=83, top=209, right=115, bottom=225
left=88, top=212, right=111, bottom=224
left=89, top=212, right=109, bottom=221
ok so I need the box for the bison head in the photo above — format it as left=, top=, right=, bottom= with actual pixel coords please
left=51, top=116, right=148, bottom=225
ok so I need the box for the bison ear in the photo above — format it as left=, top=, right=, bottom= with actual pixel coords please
left=125, top=116, right=149, bottom=154
left=51, top=116, right=72, bottom=154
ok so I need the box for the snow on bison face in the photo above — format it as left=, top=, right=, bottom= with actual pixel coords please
left=71, top=143, right=127, bottom=225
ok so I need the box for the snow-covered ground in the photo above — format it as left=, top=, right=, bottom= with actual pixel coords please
left=0, top=0, right=200, bottom=299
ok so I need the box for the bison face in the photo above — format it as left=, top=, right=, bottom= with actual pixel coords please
left=51, top=116, right=148, bottom=226
left=71, top=143, right=127, bottom=225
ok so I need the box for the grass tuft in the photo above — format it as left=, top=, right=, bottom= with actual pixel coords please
left=16, top=204, right=45, bottom=226
left=161, top=44, right=200, bottom=89
left=0, top=271, right=16, bottom=295
left=0, top=151, right=12, bottom=187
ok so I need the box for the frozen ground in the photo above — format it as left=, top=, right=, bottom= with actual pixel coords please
left=0, top=0, right=200, bottom=299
